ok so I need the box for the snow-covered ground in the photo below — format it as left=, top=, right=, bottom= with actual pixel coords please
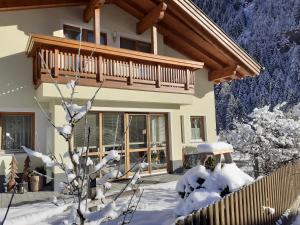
left=0, top=181, right=179, bottom=225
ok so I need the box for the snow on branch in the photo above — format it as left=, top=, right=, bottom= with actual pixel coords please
left=22, top=146, right=56, bottom=168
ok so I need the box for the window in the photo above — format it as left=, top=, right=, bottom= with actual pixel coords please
left=190, top=116, right=205, bottom=141
left=63, top=24, right=107, bottom=45
left=102, top=113, right=124, bottom=152
left=0, top=113, right=34, bottom=151
left=74, top=113, right=99, bottom=153
left=120, top=37, right=151, bottom=53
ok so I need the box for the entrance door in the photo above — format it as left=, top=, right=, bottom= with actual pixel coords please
left=127, top=113, right=168, bottom=175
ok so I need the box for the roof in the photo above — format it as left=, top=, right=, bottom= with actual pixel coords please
left=0, top=0, right=263, bottom=83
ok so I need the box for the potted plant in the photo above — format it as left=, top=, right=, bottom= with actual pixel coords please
left=30, top=166, right=45, bottom=192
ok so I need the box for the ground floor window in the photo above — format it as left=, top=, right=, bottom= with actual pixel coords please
left=190, top=116, right=206, bottom=141
left=0, top=113, right=34, bottom=152
left=73, top=112, right=169, bottom=176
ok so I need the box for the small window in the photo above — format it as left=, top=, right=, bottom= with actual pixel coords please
left=0, top=113, right=34, bottom=151
left=190, top=116, right=205, bottom=141
left=63, top=25, right=82, bottom=41
left=63, top=24, right=107, bottom=45
left=120, top=37, right=151, bottom=53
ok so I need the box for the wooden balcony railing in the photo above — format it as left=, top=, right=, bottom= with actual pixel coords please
left=26, top=34, right=204, bottom=94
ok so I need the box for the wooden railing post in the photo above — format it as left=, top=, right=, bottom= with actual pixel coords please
left=52, top=49, right=59, bottom=78
left=156, top=65, right=161, bottom=88
left=128, top=60, right=133, bottom=85
left=97, top=56, right=103, bottom=82
left=32, top=53, right=37, bottom=85
left=185, top=69, right=190, bottom=90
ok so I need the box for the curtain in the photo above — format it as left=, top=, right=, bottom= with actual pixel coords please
left=191, top=117, right=202, bottom=140
left=74, top=113, right=99, bottom=150
left=150, top=115, right=166, bottom=147
left=102, top=113, right=124, bottom=151
left=1, top=114, right=32, bottom=150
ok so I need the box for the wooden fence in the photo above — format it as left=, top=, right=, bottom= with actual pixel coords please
left=176, top=160, right=300, bottom=225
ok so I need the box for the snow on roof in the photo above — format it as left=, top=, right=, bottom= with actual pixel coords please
left=197, top=142, right=234, bottom=155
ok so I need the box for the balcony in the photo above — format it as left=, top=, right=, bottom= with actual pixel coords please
left=26, top=34, right=204, bottom=94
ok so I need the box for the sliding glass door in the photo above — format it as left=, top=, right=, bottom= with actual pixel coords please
left=149, top=115, right=167, bottom=171
left=128, top=113, right=168, bottom=175
left=73, top=112, right=168, bottom=177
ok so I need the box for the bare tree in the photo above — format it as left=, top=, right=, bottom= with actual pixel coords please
left=2, top=30, right=145, bottom=225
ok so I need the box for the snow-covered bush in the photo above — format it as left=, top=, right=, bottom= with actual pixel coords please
left=175, top=163, right=253, bottom=216
left=219, top=103, right=300, bottom=176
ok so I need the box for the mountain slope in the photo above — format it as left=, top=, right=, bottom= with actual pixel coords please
left=193, top=0, right=300, bottom=131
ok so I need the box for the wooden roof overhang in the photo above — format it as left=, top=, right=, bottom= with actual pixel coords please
left=0, top=0, right=263, bottom=83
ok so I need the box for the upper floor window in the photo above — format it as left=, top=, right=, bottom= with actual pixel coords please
left=190, top=116, right=206, bottom=141
left=63, top=24, right=107, bottom=45
left=120, top=37, right=151, bottom=53
left=0, top=113, right=34, bottom=152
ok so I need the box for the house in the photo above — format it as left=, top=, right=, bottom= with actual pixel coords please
left=0, top=0, right=262, bottom=191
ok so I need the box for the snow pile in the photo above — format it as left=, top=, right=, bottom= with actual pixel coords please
left=197, top=142, right=233, bottom=154
left=0, top=202, right=70, bottom=225
left=175, top=163, right=253, bottom=216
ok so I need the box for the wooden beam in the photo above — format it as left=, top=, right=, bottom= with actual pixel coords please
left=137, top=2, right=167, bottom=34
left=83, top=0, right=105, bottom=22
left=208, top=65, right=242, bottom=81
left=94, top=7, right=100, bottom=44
left=151, top=25, right=158, bottom=54
left=159, top=25, right=223, bottom=70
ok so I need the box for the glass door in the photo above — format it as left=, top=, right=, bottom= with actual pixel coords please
left=128, top=114, right=149, bottom=173
left=149, top=115, right=168, bottom=172
left=127, top=113, right=168, bottom=175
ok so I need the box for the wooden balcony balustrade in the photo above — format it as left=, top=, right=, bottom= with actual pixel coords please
left=26, top=34, right=204, bottom=94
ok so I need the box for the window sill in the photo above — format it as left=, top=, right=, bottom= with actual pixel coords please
left=190, top=139, right=204, bottom=144
left=0, top=150, right=26, bottom=155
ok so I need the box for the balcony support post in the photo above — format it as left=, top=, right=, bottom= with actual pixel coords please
left=94, top=7, right=101, bottom=45
left=151, top=25, right=158, bottom=55
left=185, top=69, right=190, bottom=90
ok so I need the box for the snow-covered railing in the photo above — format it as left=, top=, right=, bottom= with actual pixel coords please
left=176, top=159, right=300, bottom=225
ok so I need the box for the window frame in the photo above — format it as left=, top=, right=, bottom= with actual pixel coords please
left=190, top=116, right=206, bottom=142
left=120, top=37, right=152, bottom=53
left=63, top=24, right=107, bottom=45
left=0, top=112, right=35, bottom=153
